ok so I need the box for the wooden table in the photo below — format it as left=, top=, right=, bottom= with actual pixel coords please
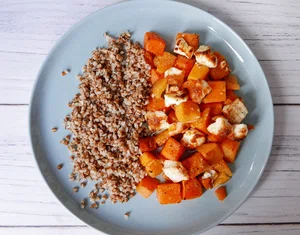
left=1, top=0, right=299, bottom=234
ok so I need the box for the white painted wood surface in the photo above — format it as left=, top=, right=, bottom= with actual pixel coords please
left=0, top=0, right=299, bottom=234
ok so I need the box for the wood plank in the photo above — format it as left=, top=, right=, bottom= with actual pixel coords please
left=0, top=0, right=299, bottom=59
left=1, top=51, right=299, bottom=104
left=0, top=105, right=300, bottom=225
left=1, top=224, right=300, bottom=235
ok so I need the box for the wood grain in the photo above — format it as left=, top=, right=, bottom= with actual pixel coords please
left=1, top=0, right=300, bottom=234
left=1, top=224, right=300, bottom=235
left=0, top=105, right=299, bottom=226
left=0, top=0, right=300, bottom=104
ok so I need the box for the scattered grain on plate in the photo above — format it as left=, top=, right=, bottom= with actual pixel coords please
left=65, top=135, right=71, bottom=141
left=80, top=181, right=87, bottom=188
left=72, top=186, right=79, bottom=193
left=124, top=212, right=130, bottom=220
left=80, top=199, right=86, bottom=209
left=63, top=32, right=152, bottom=203
left=100, top=188, right=105, bottom=193
left=69, top=173, right=76, bottom=181
left=100, top=201, right=106, bottom=205
left=102, top=194, right=108, bottom=200
left=57, top=163, right=63, bottom=170
left=70, top=155, right=75, bottom=161
left=90, top=202, right=98, bottom=209
left=95, top=195, right=101, bottom=201
left=60, top=139, right=69, bottom=146
left=51, top=127, right=58, bottom=132
left=61, top=69, right=70, bottom=76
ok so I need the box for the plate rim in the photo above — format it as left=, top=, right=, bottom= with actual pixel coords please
left=28, top=0, right=275, bottom=234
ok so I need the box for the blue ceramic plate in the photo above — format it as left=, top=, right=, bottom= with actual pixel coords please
left=29, top=0, right=274, bottom=234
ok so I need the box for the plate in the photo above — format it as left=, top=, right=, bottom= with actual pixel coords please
left=29, top=0, right=274, bottom=234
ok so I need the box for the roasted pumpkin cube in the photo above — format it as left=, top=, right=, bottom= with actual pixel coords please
left=161, top=137, right=185, bottom=161
left=152, top=78, right=167, bottom=98
left=150, top=68, right=163, bottom=84
left=212, top=159, right=232, bottom=177
left=174, top=100, right=201, bottom=123
left=188, top=63, right=209, bottom=80
left=215, top=186, right=227, bottom=201
left=147, top=160, right=163, bottom=177
left=147, top=97, right=166, bottom=111
left=212, top=172, right=230, bottom=188
left=207, top=134, right=225, bottom=143
left=225, top=74, right=240, bottom=90
left=140, top=152, right=156, bottom=167
left=136, top=176, right=159, bottom=198
left=200, top=178, right=212, bottom=190
left=197, top=143, right=224, bottom=165
left=139, top=137, right=157, bottom=153
left=182, top=80, right=212, bottom=104
left=226, top=90, right=239, bottom=102
left=157, top=183, right=182, bottom=204
left=144, top=32, right=166, bottom=56
left=174, top=55, right=195, bottom=77
left=182, top=152, right=211, bottom=178
left=220, top=138, right=241, bottom=163
left=139, top=152, right=162, bottom=177
left=209, top=52, right=230, bottom=80
left=182, top=178, right=203, bottom=200
left=203, top=81, right=226, bottom=103
left=167, top=110, right=178, bottom=124
left=154, top=52, right=177, bottom=74
left=190, top=108, right=211, bottom=135
left=176, top=33, right=199, bottom=50
left=144, top=51, right=155, bottom=68
left=154, top=129, right=170, bottom=146
left=200, top=102, right=223, bottom=116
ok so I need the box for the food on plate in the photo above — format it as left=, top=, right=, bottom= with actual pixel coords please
left=61, top=31, right=252, bottom=207
left=136, top=31, right=253, bottom=204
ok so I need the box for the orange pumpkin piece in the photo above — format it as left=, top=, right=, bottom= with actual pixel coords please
left=144, top=32, right=166, bottom=56
left=154, top=52, right=177, bottom=74
left=176, top=33, right=199, bottom=50
left=225, top=74, right=240, bottom=90
left=200, top=103, right=223, bottom=116
left=157, top=183, right=182, bottom=204
left=203, top=81, right=226, bottom=103
left=154, top=129, right=170, bottom=146
left=182, top=80, right=212, bottom=104
left=226, top=90, right=239, bottom=102
left=197, top=143, right=224, bottom=165
left=150, top=69, right=163, bottom=84
left=207, top=134, right=225, bottom=143
left=152, top=78, right=167, bottom=98
left=161, top=137, right=186, bottom=161
left=182, top=178, right=203, bottom=200
left=165, top=67, right=185, bottom=87
left=136, top=176, right=159, bottom=198
left=144, top=51, right=155, bottom=68
left=209, top=52, right=230, bottom=80
left=215, top=186, right=227, bottom=201
left=174, top=55, right=195, bottom=77
left=139, top=152, right=162, bottom=177
left=139, top=137, right=157, bottom=153
left=188, top=63, right=209, bottom=80
left=213, top=173, right=230, bottom=188
left=212, top=159, right=232, bottom=177
left=174, top=100, right=201, bottom=123
left=200, top=178, right=212, bottom=190
left=220, top=138, right=241, bottom=163
left=190, top=108, right=211, bottom=135
left=167, top=110, right=178, bottom=124
left=182, top=152, right=211, bottom=178
left=147, top=97, right=166, bottom=111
